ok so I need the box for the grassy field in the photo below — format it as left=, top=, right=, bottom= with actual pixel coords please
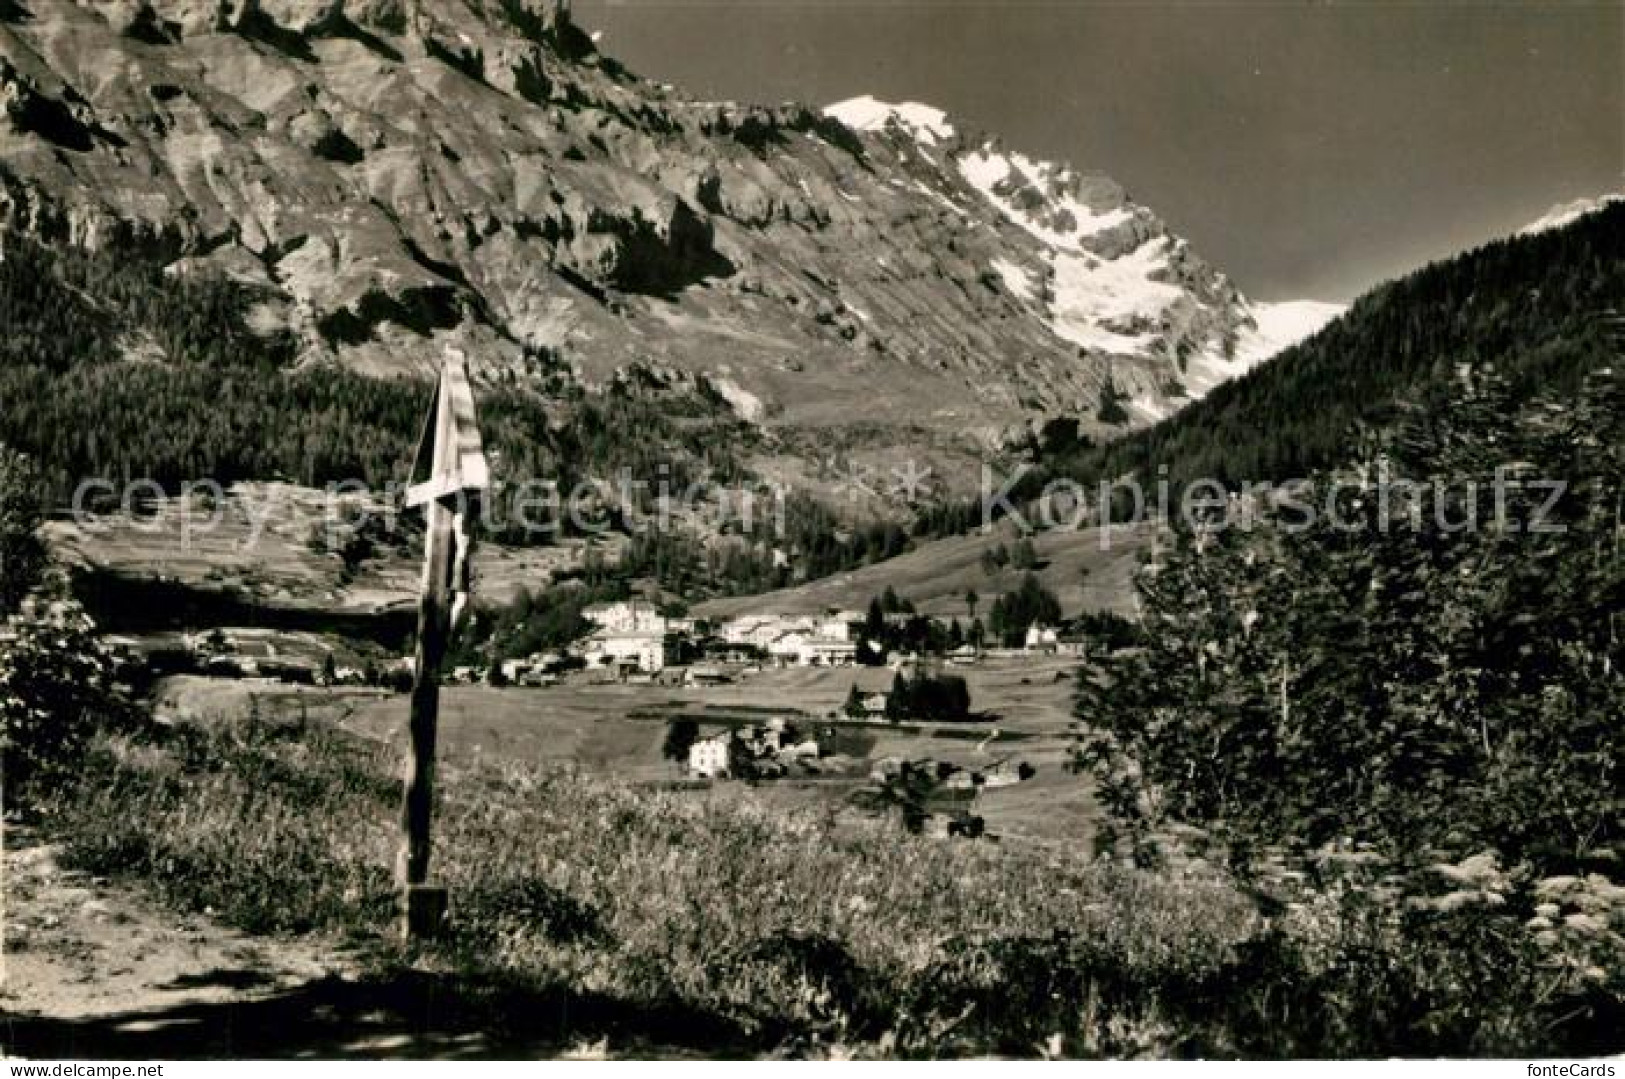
left=694, top=520, right=1156, bottom=621
left=154, top=654, right=1098, bottom=849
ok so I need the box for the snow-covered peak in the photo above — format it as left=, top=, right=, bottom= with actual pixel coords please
left=829, top=89, right=1341, bottom=421
left=1518, top=192, right=1623, bottom=237
left=825, top=95, right=955, bottom=146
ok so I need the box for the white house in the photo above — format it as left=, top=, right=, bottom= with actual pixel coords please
left=766, top=631, right=811, bottom=665
left=583, top=632, right=667, bottom=673
left=817, top=611, right=861, bottom=642
left=764, top=629, right=859, bottom=667
left=1056, top=632, right=1088, bottom=657
left=797, top=638, right=858, bottom=666
left=719, top=616, right=766, bottom=646
left=688, top=733, right=736, bottom=779
left=722, top=615, right=811, bottom=649
left=577, top=603, right=679, bottom=674
left=729, top=610, right=861, bottom=667
left=1025, top=624, right=1060, bottom=653
left=584, top=600, right=667, bottom=636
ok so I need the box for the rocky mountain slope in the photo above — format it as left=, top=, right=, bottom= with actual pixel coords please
left=0, top=0, right=1336, bottom=450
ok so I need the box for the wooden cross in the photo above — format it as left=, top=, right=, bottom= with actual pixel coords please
left=398, top=348, right=487, bottom=939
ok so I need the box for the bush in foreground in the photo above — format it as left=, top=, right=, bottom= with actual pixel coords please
left=1, top=593, right=138, bottom=807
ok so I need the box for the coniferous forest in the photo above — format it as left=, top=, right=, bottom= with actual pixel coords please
left=1027, top=202, right=1625, bottom=503
left=0, top=231, right=925, bottom=595
left=0, top=232, right=750, bottom=523
left=1077, top=364, right=1622, bottom=870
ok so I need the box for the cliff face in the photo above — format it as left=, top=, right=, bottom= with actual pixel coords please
left=0, top=0, right=1336, bottom=446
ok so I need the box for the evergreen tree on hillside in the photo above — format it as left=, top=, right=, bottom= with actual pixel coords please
left=0, top=446, right=46, bottom=616
left=1095, top=366, right=1131, bottom=426
left=988, top=573, right=1063, bottom=646
left=865, top=597, right=886, bottom=638
left=662, top=718, right=700, bottom=762
left=886, top=672, right=908, bottom=722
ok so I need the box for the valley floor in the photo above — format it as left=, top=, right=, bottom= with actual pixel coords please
left=149, top=654, right=1101, bottom=850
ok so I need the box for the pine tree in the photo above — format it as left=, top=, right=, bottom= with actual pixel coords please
left=843, top=682, right=865, bottom=718
left=886, top=672, right=908, bottom=722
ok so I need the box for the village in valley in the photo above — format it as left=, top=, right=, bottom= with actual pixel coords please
left=128, top=589, right=1105, bottom=846
left=502, top=597, right=1087, bottom=686
left=43, top=473, right=1132, bottom=852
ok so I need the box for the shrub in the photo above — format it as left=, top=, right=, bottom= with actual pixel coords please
left=0, top=444, right=45, bottom=616
left=1, top=591, right=135, bottom=807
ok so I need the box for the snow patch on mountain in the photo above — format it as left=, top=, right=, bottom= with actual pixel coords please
left=957, top=146, right=1135, bottom=252
left=709, top=376, right=767, bottom=423
left=914, top=180, right=970, bottom=218
left=990, top=257, right=1037, bottom=304
left=1241, top=300, right=1344, bottom=362
left=825, top=96, right=955, bottom=145
left=1171, top=299, right=1344, bottom=403
left=1518, top=193, right=1623, bottom=237
left=1048, top=239, right=1184, bottom=352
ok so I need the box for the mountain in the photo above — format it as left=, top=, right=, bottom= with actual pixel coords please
left=0, top=0, right=1334, bottom=461
left=823, top=96, right=1342, bottom=417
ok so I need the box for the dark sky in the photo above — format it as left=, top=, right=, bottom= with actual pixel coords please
left=572, top=0, right=1623, bottom=302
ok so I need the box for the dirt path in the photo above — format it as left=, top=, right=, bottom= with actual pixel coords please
left=1, top=824, right=355, bottom=1052
left=0, top=826, right=747, bottom=1060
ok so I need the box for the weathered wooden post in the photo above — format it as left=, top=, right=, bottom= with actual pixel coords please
left=398, top=348, right=487, bottom=939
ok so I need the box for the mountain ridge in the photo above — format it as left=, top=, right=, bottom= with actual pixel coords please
left=1021, top=199, right=1625, bottom=503
left=0, top=0, right=1335, bottom=460
left=1518, top=191, right=1623, bottom=237
left=822, top=94, right=1342, bottom=419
